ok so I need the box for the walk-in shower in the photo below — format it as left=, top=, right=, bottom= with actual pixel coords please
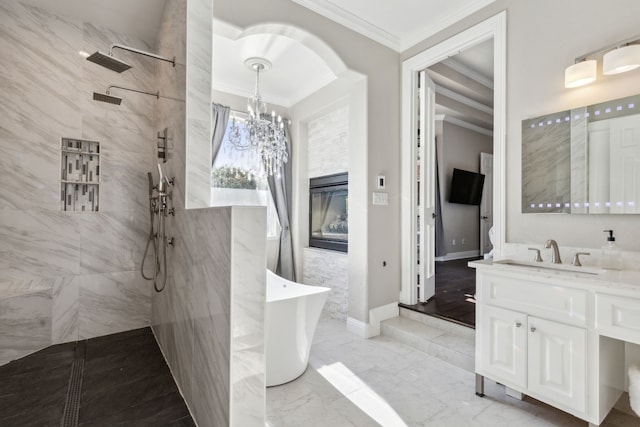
left=87, top=43, right=175, bottom=73
left=141, top=164, right=175, bottom=292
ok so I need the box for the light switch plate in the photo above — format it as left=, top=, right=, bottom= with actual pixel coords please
left=372, top=192, right=388, bottom=205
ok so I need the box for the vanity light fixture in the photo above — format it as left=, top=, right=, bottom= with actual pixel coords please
left=565, top=35, right=640, bottom=88
left=565, top=59, right=597, bottom=88
left=603, top=44, right=640, bottom=75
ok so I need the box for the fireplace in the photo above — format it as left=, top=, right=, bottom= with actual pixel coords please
left=309, top=172, right=348, bottom=252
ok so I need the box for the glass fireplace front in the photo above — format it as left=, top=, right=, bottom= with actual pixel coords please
left=309, top=173, right=348, bottom=252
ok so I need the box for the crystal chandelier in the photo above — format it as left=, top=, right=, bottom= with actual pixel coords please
left=228, top=58, right=288, bottom=176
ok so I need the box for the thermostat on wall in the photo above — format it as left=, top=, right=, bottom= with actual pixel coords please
left=377, top=175, right=386, bottom=189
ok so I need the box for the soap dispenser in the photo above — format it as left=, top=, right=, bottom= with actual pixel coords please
left=602, top=230, right=622, bottom=270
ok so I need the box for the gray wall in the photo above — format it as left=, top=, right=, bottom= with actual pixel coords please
left=404, top=0, right=640, bottom=252
left=437, top=121, right=492, bottom=256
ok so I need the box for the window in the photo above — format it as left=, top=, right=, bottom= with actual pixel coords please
left=211, top=112, right=282, bottom=237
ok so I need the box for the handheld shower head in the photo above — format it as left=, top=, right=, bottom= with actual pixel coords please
left=86, top=51, right=132, bottom=73
left=93, top=91, right=122, bottom=105
left=157, top=164, right=165, bottom=193
left=147, top=172, right=154, bottom=196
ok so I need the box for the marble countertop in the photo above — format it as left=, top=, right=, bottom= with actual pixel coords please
left=469, top=258, right=640, bottom=296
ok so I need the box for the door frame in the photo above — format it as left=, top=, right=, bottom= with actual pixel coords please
left=400, top=11, right=507, bottom=305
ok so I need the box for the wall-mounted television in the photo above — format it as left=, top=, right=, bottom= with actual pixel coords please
left=449, top=168, right=485, bottom=206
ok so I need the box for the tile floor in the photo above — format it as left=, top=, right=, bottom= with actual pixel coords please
left=0, top=327, right=194, bottom=427
left=266, top=314, right=640, bottom=427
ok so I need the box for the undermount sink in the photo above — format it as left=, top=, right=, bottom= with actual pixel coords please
left=493, top=259, right=606, bottom=276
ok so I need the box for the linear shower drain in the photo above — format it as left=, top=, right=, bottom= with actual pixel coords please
left=60, top=342, right=86, bottom=427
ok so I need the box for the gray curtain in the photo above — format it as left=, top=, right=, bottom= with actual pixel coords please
left=266, top=125, right=295, bottom=281
left=211, top=103, right=230, bottom=167
left=434, top=140, right=446, bottom=257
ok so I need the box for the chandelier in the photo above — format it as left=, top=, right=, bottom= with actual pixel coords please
left=228, top=58, right=288, bottom=176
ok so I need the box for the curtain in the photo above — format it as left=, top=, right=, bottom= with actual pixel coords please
left=266, top=124, right=295, bottom=281
left=211, top=103, right=230, bottom=167
left=434, top=139, right=446, bottom=257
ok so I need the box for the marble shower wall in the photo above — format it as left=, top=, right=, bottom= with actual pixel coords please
left=0, top=0, right=155, bottom=364
left=152, top=1, right=266, bottom=426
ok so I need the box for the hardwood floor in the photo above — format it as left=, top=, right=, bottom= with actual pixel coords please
left=400, top=257, right=481, bottom=328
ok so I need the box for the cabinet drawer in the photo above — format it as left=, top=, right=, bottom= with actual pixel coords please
left=480, top=273, right=587, bottom=326
left=596, top=293, right=640, bottom=345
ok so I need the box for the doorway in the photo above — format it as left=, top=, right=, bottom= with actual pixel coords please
left=400, top=12, right=506, bottom=328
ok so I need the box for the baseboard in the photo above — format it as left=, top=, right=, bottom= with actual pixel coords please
left=435, top=250, right=480, bottom=262
left=346, top=316, right=368, bottom=338
left=367, top=302, right=399, bottom=338
left=347, top=302, right=400, bottom=339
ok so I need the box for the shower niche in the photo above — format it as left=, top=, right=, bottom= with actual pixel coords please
left=60, top=138, right=100, bottom=212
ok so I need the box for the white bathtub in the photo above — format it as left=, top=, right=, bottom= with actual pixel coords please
left=266, top=269, right=330, bottom=386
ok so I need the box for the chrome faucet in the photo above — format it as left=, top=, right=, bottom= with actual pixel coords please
left=544, top=239, right=562, bottom=264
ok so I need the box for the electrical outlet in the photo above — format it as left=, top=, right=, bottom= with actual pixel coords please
left=452, top=239, right=456, bottom=246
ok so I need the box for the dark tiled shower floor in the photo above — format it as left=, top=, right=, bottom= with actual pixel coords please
left=0, top=327, right=195, bottom=427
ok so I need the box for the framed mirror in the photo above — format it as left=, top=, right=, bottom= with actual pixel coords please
left=522, top=93, right=640, bottom=214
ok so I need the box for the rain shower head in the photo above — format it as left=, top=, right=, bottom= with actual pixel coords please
left=86, top=44, right=175, bottom=73
left=93, top=91, right=122, bottom=105
left=86, top=51, right=132, bottom=73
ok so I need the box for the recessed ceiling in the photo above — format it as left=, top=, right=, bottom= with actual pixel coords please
left=213, top=21, right=338, bottom=108
left=292, top=0, right=496, bottom=52
left=16, top=0, right=165, bottom=45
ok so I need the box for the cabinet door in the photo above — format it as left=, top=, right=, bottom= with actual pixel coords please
left=528, top=316, right=586, bottom=413
left=481, top=305, right=527, bottom=388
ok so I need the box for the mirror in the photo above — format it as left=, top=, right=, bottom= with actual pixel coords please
left=522, top=93, right=640, bottom=214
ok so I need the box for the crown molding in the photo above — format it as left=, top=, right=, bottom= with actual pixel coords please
left=292, top=0, right=401, bottom=51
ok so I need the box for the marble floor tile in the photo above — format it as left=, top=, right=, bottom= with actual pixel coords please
left=267, top=315, right=640, bottom=427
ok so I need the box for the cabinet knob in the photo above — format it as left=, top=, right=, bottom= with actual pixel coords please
left=515, top=321, right=522, bottom=328
left=530, top=326, right=536, bottom=332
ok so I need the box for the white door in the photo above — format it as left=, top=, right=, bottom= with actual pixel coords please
left=418, top=70, right=436, bottom=302
left=480, top=153, right=493, bottom=256
left=528, top=316, right=586, bottom=413
left=480, top=305, right=527, bottom=388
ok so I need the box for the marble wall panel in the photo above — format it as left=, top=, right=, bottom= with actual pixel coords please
left=230, top=207, right=266, bottom=427
left=78, top=211, right=147, bottom=275
left=0, top=210, right=80, bottom=281
left=78, top=271, right=151, bottom=340
left=308, top=105, right=349, bottom=178
left=52, top=276, right=79, bottom=344
left=185, top=0, right=212, bottom=209
left=0, top=0, right=156, bottom=357
left=0, top=138, right=61, bottom=211
left=0, top=1, right=83, bottom=142
left=0, top=288, right=52, bottom=366
left=303, top=248, right=348, bottom=320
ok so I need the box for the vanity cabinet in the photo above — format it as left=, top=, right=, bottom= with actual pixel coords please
left=473, top=266, right=628, bottom=426
left=480, top=304, right=586, bottom=414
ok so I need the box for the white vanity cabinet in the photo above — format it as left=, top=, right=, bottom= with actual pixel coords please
left=474, top=265, right=630, bottom=426
left=481, top=305, right=587, bottom=412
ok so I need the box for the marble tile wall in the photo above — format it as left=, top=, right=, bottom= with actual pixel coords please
left=308, top=105, right=349, bottom=178
left=303, top=248, right=349, bottom=320
left=0, top=0, right=155, bottom=364
left=305, top=105, right=350, bottom=319
left=151, top=1, right=266, bottom=425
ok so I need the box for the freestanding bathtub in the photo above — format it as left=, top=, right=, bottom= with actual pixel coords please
left=266, top=269, right=330, bottom=386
